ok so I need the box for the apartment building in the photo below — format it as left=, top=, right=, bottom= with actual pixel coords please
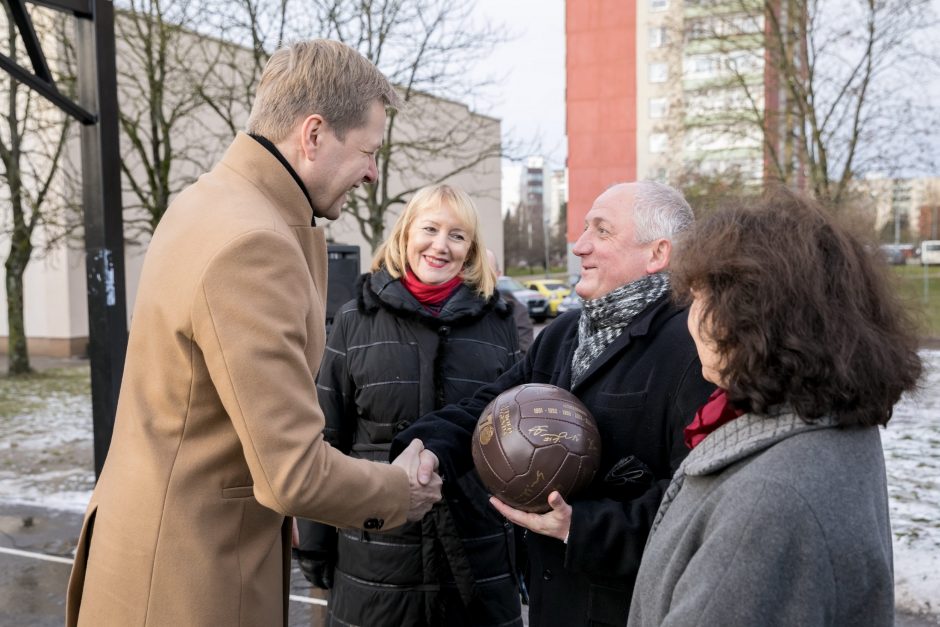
left=566, top=0, right=782, bottom=270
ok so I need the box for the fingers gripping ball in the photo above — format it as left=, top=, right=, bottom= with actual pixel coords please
left=472, top=384, right=601, bottom=513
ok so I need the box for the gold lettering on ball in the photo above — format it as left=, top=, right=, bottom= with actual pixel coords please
left=478, top=414, right=495, bottom=445
left=519, top=469, right=546, bottom=500
left=498, top=405, right=513, bottom=435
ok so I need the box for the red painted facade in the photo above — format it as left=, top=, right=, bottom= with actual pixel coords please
left=565, top=0, right=637, bottom=242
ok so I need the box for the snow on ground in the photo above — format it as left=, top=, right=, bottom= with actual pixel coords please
left=0, top=355, right=938, bottom=613
left=0, top=369, right=95, bottom=513
left=886, top=349, right=940, bottom=616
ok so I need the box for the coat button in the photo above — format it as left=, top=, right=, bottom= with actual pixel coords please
left=542, top=568, right=552, bottom=581
left=363, top=518, right=385, bottom=530
left=395, top=421, right=411, bottom=432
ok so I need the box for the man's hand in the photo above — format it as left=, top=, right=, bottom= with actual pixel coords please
left=391, top=439, right=443, bottom=521
left=489, top=491, right=572, bottom=542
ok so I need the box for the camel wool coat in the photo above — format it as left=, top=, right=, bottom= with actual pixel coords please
left=65, top=133, right=411, bottom=627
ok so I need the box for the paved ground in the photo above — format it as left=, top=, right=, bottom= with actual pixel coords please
left=0, top=503, right=332, bottom=626
left=0, top=501, right=935, bottom=626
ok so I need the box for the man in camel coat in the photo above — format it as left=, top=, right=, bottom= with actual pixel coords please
left=66, top=40, right=442, bottom=626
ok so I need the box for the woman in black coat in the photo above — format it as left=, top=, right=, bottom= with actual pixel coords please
left=296, top=183, right=523, bottom=627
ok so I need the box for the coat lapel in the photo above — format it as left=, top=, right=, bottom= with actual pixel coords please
left=570, top=297, right=666, bottom=392
left=293, top=225, right=328, bottom=314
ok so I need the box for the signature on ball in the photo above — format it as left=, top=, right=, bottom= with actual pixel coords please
left=528, top=425, right=581, bottom=444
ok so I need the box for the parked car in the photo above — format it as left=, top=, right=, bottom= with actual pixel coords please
left=497, top=276, right=549, bottom=322
left=879, top=244, right=906, bottom=265
left=922, top=240, right=940, bottom=265
left=557, top=292, right=582, bottom=314
left=524, top=279, right=571, bottom=316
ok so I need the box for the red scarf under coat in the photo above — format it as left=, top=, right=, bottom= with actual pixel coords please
left=401, top=269, right=462, bottom=309
left=684, top=387, right=745, bottom=450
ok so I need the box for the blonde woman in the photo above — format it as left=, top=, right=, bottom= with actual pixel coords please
left=296, top=184, right=523, bottom=626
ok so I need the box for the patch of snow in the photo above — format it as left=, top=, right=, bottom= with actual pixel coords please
left=885, top=349, right=940, bottom=616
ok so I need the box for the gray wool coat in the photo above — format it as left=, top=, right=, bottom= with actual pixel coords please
left=628, top=412, right=894, bottom=627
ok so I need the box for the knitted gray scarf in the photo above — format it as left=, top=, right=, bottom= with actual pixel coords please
left=571, top=272, right=670, bottom=385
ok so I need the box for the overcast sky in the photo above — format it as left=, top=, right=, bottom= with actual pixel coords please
left=472, top=0, right=566, bottom=170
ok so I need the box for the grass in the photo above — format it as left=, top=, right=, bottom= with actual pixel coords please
left=505, top=265, right=568, bottom=278
left=0, top=366, right=90, bottom=418
left=892, top=265, right=940, bottom=339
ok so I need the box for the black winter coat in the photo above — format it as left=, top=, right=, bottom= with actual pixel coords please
left=299, top=269, right=523, bottom=627
left=393, top=295, right=716, bottom=627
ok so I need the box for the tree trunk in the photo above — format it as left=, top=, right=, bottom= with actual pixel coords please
left=5, top=257, right=31, bottom=375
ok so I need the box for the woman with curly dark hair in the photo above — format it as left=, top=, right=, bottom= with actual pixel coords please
left=628, top=190, right=922, bottom=626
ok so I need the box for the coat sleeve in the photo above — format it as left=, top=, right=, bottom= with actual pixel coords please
left=298, top=308, right=358, bottom=553
left=565, top=353, right=715, bottom=578
left=192, top=229, right=410, bottom=529
left=391, top=320, right=541, bottom=482
left=636, top=479, right=836, bottom=627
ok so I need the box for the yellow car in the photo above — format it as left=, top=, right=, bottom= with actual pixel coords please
left=524, top=279, right=571, bottom=316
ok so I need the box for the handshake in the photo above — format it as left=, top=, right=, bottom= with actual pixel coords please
left=391, top=439, right=442, bottom=521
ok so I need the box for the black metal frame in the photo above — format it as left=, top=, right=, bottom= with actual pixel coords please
left=1, top=0, right=127, bottom=477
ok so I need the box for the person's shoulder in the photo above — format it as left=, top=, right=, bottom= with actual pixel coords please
left=528, top=310, right=578, bottom=356
left=645, top=298, right=694, bottom=346
left=541, top=310, right=579, bottom=339
left=551, top=309, right=582, bottom=330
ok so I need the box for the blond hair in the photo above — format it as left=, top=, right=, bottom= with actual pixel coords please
left=246, top=39, right=400, bottom=142
left=372, top=184, right=496, bottom=298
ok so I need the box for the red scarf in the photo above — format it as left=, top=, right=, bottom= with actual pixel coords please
left=401, top=269, right=463, bottom=308
left=684, top=388, right=745, bottom=450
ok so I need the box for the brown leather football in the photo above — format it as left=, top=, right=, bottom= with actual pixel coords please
left=471, top=383, right=601, bottom=513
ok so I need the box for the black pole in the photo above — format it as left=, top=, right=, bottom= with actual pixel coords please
left=75, top=0, right=127, bottom=477
left=0, top=0, right=126, bottom=477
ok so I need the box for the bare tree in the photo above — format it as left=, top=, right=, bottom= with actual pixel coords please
left=195, top=0, right=507, bottom=254
left=0, top=6, right=74, bottom=374
left=669, top=0, right=939, bottom=208
left=115, top=0, right=226, bottom=241
left=113, top=0, right=508, bottom=252
left=310, top=0, right=506, bottom=252
left=188, top=0, right=295, bottom=138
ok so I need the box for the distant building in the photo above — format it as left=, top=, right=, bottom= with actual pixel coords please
left=548, top=168, right=568, bottom=229
left=857, top=176, right=940, bottom=243
left=565, top=0, right=791, bottom=272
left=501, top=157, right=568, bottom=269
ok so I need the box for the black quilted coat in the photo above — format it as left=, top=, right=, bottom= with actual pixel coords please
left=298, top=269, right=523, bottom=627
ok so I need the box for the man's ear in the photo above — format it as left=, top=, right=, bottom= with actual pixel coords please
left=300, top=114, right=326, bottom=161
left=646, top=238, right=671, bottom=274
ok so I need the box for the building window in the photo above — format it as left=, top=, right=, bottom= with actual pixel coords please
left=649, top=26, right=667, bottom=48
left=649, top=97, right=669, bottom=119
left=685, top=20, right=710, bottom=41
left=684, top=54, right=721, bottom=78
left=649, top=62, right=669, bottom=83
left=649, top=133, right=668, bottom=154
left=650, top=0, right=669, bottom=11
